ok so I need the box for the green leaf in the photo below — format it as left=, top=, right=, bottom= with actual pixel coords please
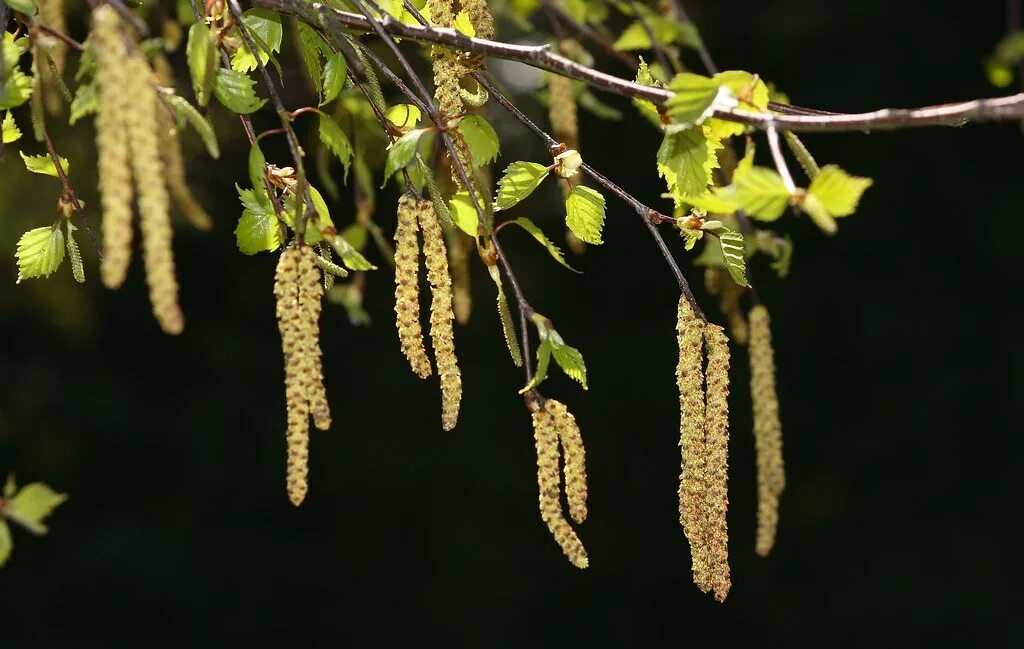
left=632, top=57, right=661, bottom=116
left=5, top=483, right=68, bottom=536
left=320, top=52, right=347, bottom=106
left=384, top=103, right=421, bottom=132
left=715, top=230, right=748, bottom=287
left=494, top=161, right=549, bottom=211
left=613, top=15, right=680, bottom=51
left=282, top=185, right=336, bottom=245
left=248, top=142, right=270, bottom=205
left=520, top=339, right=552, bottom=393
left=3, top=474, right=15, bottom=498
left=457, top=115, right=500, bottom=169
left=186, top=21, right=217, bottom=106
left=383, top=128, right=427, bottom=184
left=16, top=224, right=65, bottom=283
left=807, top=165, right=872, bottom=217
left=548, top=331, right=588, bottom=390
left=297, top=23, right=327, bottom=97
left=665, top=72, right=719, bottom=125
left=508, top=218, right=581, bottom=273
left=707, top=70, right=769, bottom=139
left=235, top=186, right=282, bottom=255
left=318, top=115, right=353, bottom=181
left=164, top=94, right=220, bottom=159
left=799, top=192, right=836, bottom=235
left=1, top=67, right=33, bottom=111
left=20, top=151, right=68, bottom=177
left=657, top=125, right=721, bottom=201
left=2, top=110, right=21, bottom=143
left=3, top=0, right=35, bottom=16
left=0, top=520, right=10, bottom=568
left=718, top=166, right=791, bottom=221
left=213, top=68, right=266, bottom=115
left=327, top=232, right=378, bottom=271
left=69, top=83, right=97, bottom=125
left=230, top=8, right=283, bottom=73
left=564, top=186, right=606, bottom=245
left=448, top=191, right=479, bottom=237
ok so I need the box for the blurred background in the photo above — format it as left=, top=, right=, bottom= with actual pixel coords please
left=1, top=0, right=1021, bottom=645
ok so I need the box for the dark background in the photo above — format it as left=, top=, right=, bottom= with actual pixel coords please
left=1, top=0, right=1021, bottom=645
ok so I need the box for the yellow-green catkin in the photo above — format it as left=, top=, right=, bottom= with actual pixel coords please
left=703, top=324, right=732, bottom=602
left=548, top=399, right=588, bottom=525
left=749, top=305, right=785, bottom=557
left=67, top=226, right=85, bottom=283
left=38, top=0, right=67, bottom=115
left=394, top=195, right=432, bottom=379
left=298, top=248, right=331, bottom=432
left=676, top=295, right=711, bottom=591
left=460, top=0, right=493, bottom=71
left=92, top=7, right=134, bottom=290
left=533, top=401, right=589, bottom=569
left=125, top=51, right=183, bottom=335
left=418, top=198, right=462, bottom=430
left=427, top=0, right=472, bottom=183
left=447, top=226, right=472, bottom=325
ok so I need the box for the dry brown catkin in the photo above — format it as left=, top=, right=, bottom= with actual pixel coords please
left=92, top=7, right=134, bottom=289
left=547, top=399, right=588, bottom=525
left=748, top=305, right=785, bottom=557
left=394, top=195, right=432, bottom=378
left=533, top=403, right=589, bottom=569
left=703, top=324, right=732, bottom=602
left=125, top=51, right=184, bottom=335
left=418, top=198, right=462, bottom=431
left=676, top=295, right=711, bottom=591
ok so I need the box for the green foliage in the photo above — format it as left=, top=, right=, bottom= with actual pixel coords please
left=986, top=31, right=1024, bottom=87
left=186, top=21, right=217, bottom=106
left=508, top=218, right=580, bottom=273
left=448, top=191, right=479, bottom=237
left=20, top=151, right=68, bottom=177
left=235, top=186, right=282, bottom=255
left=457, top=115, right=500, bottom=169
left=165, top=94, right=220, bottom=159
left=564, top=186, right=606, bottom=245
left=2, top=109, right=20, bottom=142
left=15, top=224, right=65, bottom=283
left=3, top=0, right=35, bottom=17
left=657, top=125, right=721, bottom=201
left=230, top=9, right=284, bottom=73
left=719, top=166, right=791, bottom=221
left=320, top=52, right=347, bottom=106
left=213, top=68, right=266, bottom=115
left=384, top=104, right=421, bottom=131
left=521, top=319, right=588, bottom=393
left=0, top=476, right=68, bottom=567
left=69, top=83, right=97, bottom=125
left=665, top=73, right=721, bottom=125
left=494, top=161, right=550, bottom=210
left=318, top=114, right=353, bottom=180
left=806, top=165, right=873, bottom=218
left=383, top=128, right=428, bottom=184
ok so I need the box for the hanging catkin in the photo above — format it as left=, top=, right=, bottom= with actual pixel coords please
left=703, top=324, right=732, bottom=602
left=748, top=305, right=785, bottom=557
left=125, top=51, right=184, bottom=335
left=418, top=198, right=462, bottom=431
left=37, top=0, right=67, bottom=115
left=274, top=246, right=330, bottom=506
left=459, top=0, right=493, bottom=72
left=676, top=295, right=711, bottom=590
left=92, top=7, right=134, bottom=289
left=549, top=399, right=588, bottom=525
left=427, top=0, right=472, bottom=183
left=532, top=400, right=589, bottom=568
left=394, top=195, right=432, bottom=378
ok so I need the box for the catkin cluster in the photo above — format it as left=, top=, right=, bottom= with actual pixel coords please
left=676, top=296, right=732, bottom=602
left=92, top=7, right=184, bottom=334
left=274, top=246, right=331, bottom=506
left=532, top=399, right=589, bottom=568
left=427, top=0, right=478, bottom=183
left=392, top=195, right=463, bottom=430
left=748, top=305, right=785, bottom=557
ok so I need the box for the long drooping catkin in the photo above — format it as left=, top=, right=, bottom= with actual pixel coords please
left=38, top=0, right=67, bottom=115
left=125, top=51, right=184, bottom=335
left=749, top=305, right=785, bottom=557
left=533, top=402, right=589, bottom=569
left=427, top=0, right=473, bottom=181
left=676, top=295, right=711, bottom=590
left=703, top=324, right=732, bottom=602
left=297, top=249, right=331, bottom=432
left=548, top=72, right=578, bottom=152
left=547, top=399, right=588, bottom=525
left=418, top=198, right=462, bottom=431
left=394, top=195, right=432, bottom=378
left=92, top=7, right=134, bottom=289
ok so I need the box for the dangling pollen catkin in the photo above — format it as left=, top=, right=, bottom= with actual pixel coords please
left=748, top=305, right=785, bottom=557
left=92, top=7, right=134, bottom=289
left=125, top=50, right=183, bottom=335
left=547, top=399, right=588, bottom=525
left=703, top=324, right=732, bottom=602
left=275, top=248, right=309, bottom=506
left=297, top=248, right=331, bottom=432
left=676, top=295, right=711, bottom=591
left=532, top=402, right=589, bottom=569
left=418, top=198, right=462, bottom=431
left=394, top=194, right=432, bottom=379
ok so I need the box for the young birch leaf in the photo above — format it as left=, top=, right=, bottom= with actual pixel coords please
left=235, top=186, right=282, bottom=254
left=320, top=52, right=347, bottom=106
left=2, top=110, right=21, bottom=143
left=708, top=70, right=769, bottom=139
left=807, top=165, right=873, bottom=217
left=5, top=483, right=68, bottom=535
left=69, top=83, right=97, bottom=125
left=457, top=115, right=500, bottom=169
left=383, top=128, right=426, bottom=184
left=186, top=21, right=217, bottom=106
left=15, top=225, right=65, bottom=283
left=509, top=218, right=581, bottom=273
left=297, top=23, right=326, bottom=96
left=657, top=125, right=721, bottom=201
left=613, top=15, right=679, bottom=51
left=248, top=143, right=270, bottom=205
left=230, top=9, right=284, bottom=73
left=665, top=73, right=719, bottom=125
left=549, top=337, right=588, bottom=389
left=4, top=0, right=36, bottom=17
left=328, top=232, right=378, bottom=271
left=213, top=68, right=267, bottom=115
left=20, top=151, right=68, bottom=177
left=318, top=114, right=353, bottom=180
left=384, top=104, right=421, bottom=132
left=448, top=191, right=479, bottom=237
left=719, top=166, right=791, bottom=221
left=494, top=161, right=549, bottom=211
left=564, top=186, right=606, bottom=245
left=716, top=230, right=748, bottom=287
left=0, top=520, right=11, bottom=568
left=799, top=193, right=837, bottom=235
left=165, top=94, right=220, bottom=159
left=520, top=339, right=553, bottom=393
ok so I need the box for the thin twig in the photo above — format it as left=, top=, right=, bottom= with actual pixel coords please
left=668, top=0, right=718, bottom=75
left=43, top=127, right=102, bottom=257
left=626, top=0, right=675, bottom=75
left=537, top=0, right=639, bottom=70
left=259, top=0, right=1024, bottom=132
left=34, top=23, right=86, bottom=52
left=766, top=126, right=796, bottom=193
